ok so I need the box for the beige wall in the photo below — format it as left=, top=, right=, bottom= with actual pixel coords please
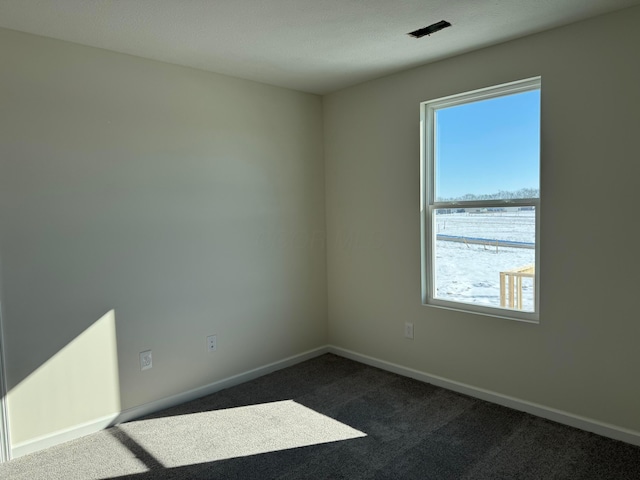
left=0, top=28, right=327, bottom=445
left=324, top=7, right=640, bottom=432
left=2, top=4, right=640, bottom=454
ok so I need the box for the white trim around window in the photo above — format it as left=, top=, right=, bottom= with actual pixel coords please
left=420, top=77, right=541, bottom=323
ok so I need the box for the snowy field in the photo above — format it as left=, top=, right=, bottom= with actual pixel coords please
left=433, top=211, right=536, bottom=311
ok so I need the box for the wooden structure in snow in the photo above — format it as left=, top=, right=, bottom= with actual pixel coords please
left=500, top=264, right=535, bottom=310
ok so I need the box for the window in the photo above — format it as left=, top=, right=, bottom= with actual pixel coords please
left=420, top=77, right=541, bottom=322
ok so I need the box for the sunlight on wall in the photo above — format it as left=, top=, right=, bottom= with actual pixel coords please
left=8, top=310, right=120, bottom=445
left=116, top=400, right=366, bottom=469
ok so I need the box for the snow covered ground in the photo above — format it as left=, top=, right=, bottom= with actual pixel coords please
left=433, top=211, right=536, bottom=311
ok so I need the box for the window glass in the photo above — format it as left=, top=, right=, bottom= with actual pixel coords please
left=422, top=78, right=541, bottom=321
left=433, top=207, right=536, bottom=312
left=434, top=90, right=540, bottom=202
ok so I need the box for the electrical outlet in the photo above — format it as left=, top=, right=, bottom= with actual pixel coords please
left=404, top=322, right=414, bottom=339
left=207, top=335, right=217, bottom=352
left=140, top=350, right=152, bottom=371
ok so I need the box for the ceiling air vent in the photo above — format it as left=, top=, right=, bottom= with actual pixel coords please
left=408, top=20, right=452, bottom=38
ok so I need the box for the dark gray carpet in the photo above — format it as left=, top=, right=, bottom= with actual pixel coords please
left=2, top=353, right=640, bottom=479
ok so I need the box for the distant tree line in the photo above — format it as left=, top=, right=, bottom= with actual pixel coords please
left=439, top=187, right=539, bottom=202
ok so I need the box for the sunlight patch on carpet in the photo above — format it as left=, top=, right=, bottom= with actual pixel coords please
left=118, top=400, right=367, bottom=467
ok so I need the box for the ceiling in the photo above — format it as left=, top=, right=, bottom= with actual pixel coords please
left=1, top=0, right=639, bottom=94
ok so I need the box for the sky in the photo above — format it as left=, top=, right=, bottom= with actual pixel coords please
left=434, top=89, right=540, bottom=200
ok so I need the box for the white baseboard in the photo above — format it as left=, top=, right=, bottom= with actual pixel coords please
left=10, top=344, right=639, bottom=460
left=328, top=345, right=640, bottom=447
left=11, top=414, right=119, bottom=459
left=10, top=346, right=329, bottom=459
left=112, top=346, right=330, bottom=425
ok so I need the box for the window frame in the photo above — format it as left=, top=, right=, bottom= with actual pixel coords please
left=420, top=77, right=541, bottom=323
